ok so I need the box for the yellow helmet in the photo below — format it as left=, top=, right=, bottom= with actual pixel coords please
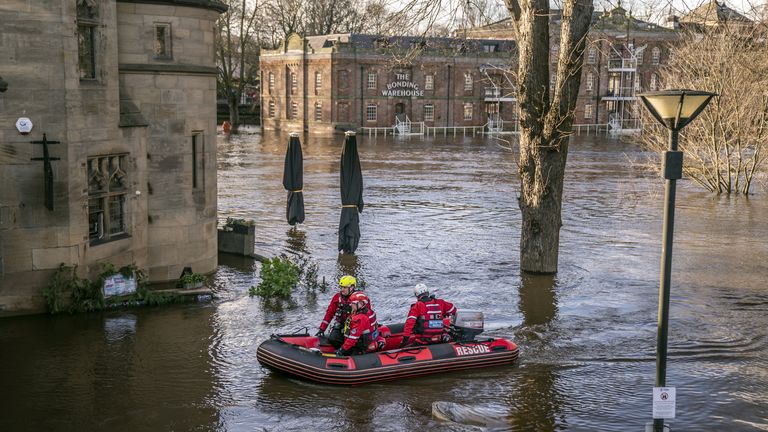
left=339, top=275, right=357, bottom=288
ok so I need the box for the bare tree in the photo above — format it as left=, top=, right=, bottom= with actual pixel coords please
left=641, top=23, right=768, bottom=194
left=217, top=0, right=260, bottom=134
left=503, top=0, right=594, bottom=273
left=263, top=0, right=305, bottom=39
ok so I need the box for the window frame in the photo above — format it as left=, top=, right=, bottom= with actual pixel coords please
left=423, top=104, right=434, bottom=122
left=192, top=132, right=204, bottom=190
left=366, top=104, right=377, bottom=122
left=464, top=73, right=473, bottom=91
left=425, top=74, right=434, bottom=90
left=88, top=154, right=130, bottom=245
left=584, top=103, right=593, bottom=120
left=153, top=23, right=173, bottom=59
left=463, top=102, right=473, bottom=121
left=587, top=46, right=597, bottom=64
left=651, top=47, right=661, bottom=65
left=314, top=102, right=322, bottom=121
left=367, top=72, right=377, bottom=90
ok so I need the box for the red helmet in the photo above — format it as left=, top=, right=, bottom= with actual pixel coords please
left=349, top=292, right=369, bottom=310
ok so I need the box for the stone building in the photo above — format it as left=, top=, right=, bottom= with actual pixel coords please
left=259, top=34, right=518, bottom=133
left=0, top=0, right=226, bottom=316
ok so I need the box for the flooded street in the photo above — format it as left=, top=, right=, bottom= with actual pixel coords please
left=2, top=131, right=767, bottom=431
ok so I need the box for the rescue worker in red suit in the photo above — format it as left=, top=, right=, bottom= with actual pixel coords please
left=336, top=292, right=385, bottom=356
left=316, top=275, right=357, bottom=348
left=400, top=283, right=457, bottom=348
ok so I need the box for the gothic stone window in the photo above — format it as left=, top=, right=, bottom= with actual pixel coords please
left=268, top=99, right=275, bottom=118
left=154, top=23, right=172, bottom=59
left=77, top=0, right=99, bottom=80
left=315, top=72, right=322, bottom=92
left=290, top=71, right=297, bottom=94
left=88, top=154, right=129, bottom=244
left=315, top=102, right=322, bottom=121
left=268, top=72, right=275, bottom=94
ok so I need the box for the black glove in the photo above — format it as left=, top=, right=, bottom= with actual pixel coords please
left=335, top=349, right=346, bottom=357
left=315, top=329, right=324, bottom=337
left=399, top=338, right=409, bottom=348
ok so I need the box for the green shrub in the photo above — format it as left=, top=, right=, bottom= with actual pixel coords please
left=249, top=256, right=299, bottom=298
left=180, top=273, right=207, bottom=285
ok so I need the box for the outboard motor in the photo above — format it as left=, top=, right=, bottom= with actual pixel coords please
left=450, top=310, right=484, bottom=342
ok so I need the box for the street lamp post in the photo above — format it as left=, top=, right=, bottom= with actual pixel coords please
left=638, top=89, right=716, bottom=432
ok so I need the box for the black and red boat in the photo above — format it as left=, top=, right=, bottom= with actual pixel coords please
left=257, top=311, right=519, bottom=385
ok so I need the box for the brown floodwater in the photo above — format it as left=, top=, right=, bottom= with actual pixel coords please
left=1, top=131, right=767, bottom=431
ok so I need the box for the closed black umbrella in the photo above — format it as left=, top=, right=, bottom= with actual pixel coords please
left=283, top=132, right=305, bottom=225
left=338, top=131, right=364, bottom=254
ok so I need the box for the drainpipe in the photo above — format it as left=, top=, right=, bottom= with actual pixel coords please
left=360, top=65, right=365, bottom=128
left=446, top=64, right=452, bottom=127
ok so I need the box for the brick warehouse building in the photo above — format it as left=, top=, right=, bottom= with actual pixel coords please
left=262, top=5, right=690, bottom=134
left=259, top=33, right=519, bottom=133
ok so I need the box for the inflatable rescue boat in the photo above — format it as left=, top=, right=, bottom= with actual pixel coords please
left=257, top=311, right=519, bottom=385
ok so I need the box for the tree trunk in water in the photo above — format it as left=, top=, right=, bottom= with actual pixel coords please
left=509, top=0, right=593, bottom=273
left=228, top=95, right=241, bottom=134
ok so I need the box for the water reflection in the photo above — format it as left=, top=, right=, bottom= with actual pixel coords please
left=285, top=227, right=307, bottom=254
left=518, top=273, right=559, bottom=327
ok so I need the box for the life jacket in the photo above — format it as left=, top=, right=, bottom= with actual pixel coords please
left=342, top=312, right=381, bottom=353
left=413, top=299, right=446, bottom=343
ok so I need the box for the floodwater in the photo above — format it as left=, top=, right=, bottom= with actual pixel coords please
left=1, top=131, right=767, bottom=432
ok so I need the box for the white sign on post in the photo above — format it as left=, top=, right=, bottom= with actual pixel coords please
left=653, top=387, right=676, bottom=419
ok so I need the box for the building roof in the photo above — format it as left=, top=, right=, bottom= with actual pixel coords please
left=679, top=1, right=750, bottom=25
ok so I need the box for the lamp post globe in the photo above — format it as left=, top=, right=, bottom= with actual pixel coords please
left=638, top=89, right=716, bottom=432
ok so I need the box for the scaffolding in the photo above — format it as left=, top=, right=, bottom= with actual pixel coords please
left=602, top=43, right=644, bottom=134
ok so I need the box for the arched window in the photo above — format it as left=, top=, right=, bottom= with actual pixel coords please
left=651, top=47, right=661, bottom=65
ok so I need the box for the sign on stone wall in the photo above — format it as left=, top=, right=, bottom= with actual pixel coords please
left=103, top=273, right=137, bottom=298
left=382, top=73, right=424, bottom=97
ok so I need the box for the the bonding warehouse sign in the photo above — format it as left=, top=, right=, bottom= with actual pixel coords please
left=382, top=73, right=424, bottom=97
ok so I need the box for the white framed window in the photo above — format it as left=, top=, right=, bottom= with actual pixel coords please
left=154, top=23, right=172, bottom=59
left=463, top=102, right=473, bottom=121
left=587, top=46, right=597, bottom=64
left=551, top=43, right=559, bottom=62
left=584, top=103, right=593, bottom=119
left=88, top=154, right=129, bottom=244
left=366, top=104, right=377, bottom=121
left=482, top=44, right=498, bottom=53
left=652, top=47, right=661, bottom=65
left=314, top=102, right=322, bottom=121
left=367, top=72, right=377, bottom=90
left=315, top=72, right=322, bottom=91
left=425, top=74, right=434, bottom=90
left=650, top=73, right=658, bottom=91
left=634, top=74, right=641, bottom=91
left=268, top=100, right=275, bottom=118
left=423, top=104, right=434, bottom=122
left=290, top=72, right=297, bottom=94
left=550, top=75, right=556, bottom=92
left=291, top=101, right=298, bottom=119
left=268, top=72, right=274, bottom=94
left=464, top=73, right=473, bottom=91
left=586, top=72, right=594, bottom=91
left=637, top=49, right=644, bottom=65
